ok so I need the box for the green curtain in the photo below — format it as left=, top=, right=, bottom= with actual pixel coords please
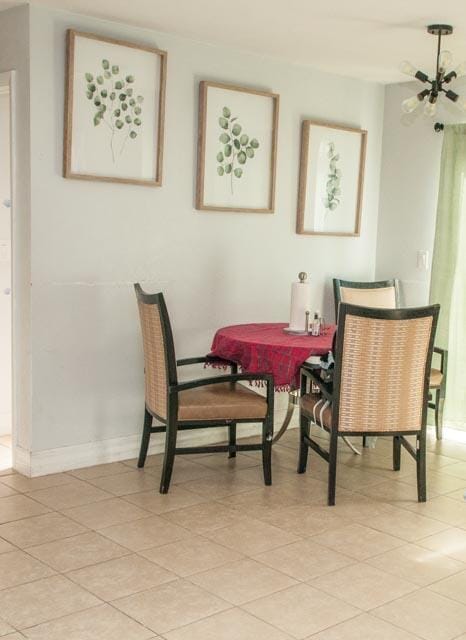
left=430, top=123, right=466, bottom=428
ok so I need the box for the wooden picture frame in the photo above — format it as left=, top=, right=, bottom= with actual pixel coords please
left=64, top=29, right=167, bottom=186
left=196, top=81, right=279, bottom=213
left=296, top=120, right=367, bottom=236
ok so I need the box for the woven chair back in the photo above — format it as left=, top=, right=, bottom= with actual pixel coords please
left=135, top=285, right=177, bottom=419
left=339, top=285, right=397, bottom=309
left=335, top=305, right=438, bottom=433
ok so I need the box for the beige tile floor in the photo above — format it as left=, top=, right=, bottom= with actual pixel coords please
left=0, top=427, right=465, bottom=639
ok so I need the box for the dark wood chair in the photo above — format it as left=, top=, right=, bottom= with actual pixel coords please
left=298, top=303, right=440, bottom=505
left=333, top=278, right=401, bottom=309
left=333, top=278, right=447, bottom=440
left=134, top=284, right=274, bottom=493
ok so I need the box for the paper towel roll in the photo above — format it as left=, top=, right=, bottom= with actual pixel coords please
left=289, top=280, right=311, bottom=331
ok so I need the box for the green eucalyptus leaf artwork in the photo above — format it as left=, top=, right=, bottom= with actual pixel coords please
left=323, top=142, right=342, bottom=211
left=196, top=81, right=279, bottom=212
left=84, top=59, right=144, bottom=162
left=64, top=30, right=167, bottom=185
left=216, top=106, right=260, bottom=194
left=296, top=120, right=366, bottom=236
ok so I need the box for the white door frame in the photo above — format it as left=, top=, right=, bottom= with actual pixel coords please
left=0, top=70, right=15, bottom=468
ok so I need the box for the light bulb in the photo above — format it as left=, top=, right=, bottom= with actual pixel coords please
left=401, top=95, right=421, bottom=113
left=439, top=50, right=453, bottom=69
left=424, top=100, right=437, bottom=117
left=454, top=61, right=466, bottom=77
left=400, top=60, right=418, bottom=77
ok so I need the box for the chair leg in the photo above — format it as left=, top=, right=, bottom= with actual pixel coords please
left=262, top=421, right=272, bottom=486
left=297, top=414, right=310, bottom=473
left=393, top=436, right=401, bottom=471
left=328, top=431, right=338, bottom=506
left=362, top=436, right=369, bottom=448
left=435, top=390, right=445, bottom=440
left=416, top=432, right=427, bottom=502
left=137, top=409, right=153, bottom=468
left=228, top=422, right=237, bottom=458
left=160, top=418, right=177, bottom=494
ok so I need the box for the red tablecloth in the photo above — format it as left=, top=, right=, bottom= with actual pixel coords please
left=210, top=322, right=336, bottom=391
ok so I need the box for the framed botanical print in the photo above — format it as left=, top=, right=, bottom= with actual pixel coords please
left=196, top=81, right=279, bottom=213
left=64, top=30, right=167, bottom=186
left=296, top=120, right=367, bottom=236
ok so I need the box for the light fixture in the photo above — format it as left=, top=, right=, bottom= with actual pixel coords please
left=400, top=24, right=466, bottom=126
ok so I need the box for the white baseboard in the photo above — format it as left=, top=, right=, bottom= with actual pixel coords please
left=14, top=423, right=466, bottom=478
left=15, top=422, right=295, bottom=478
left=13, top=445, right=31, bottom=477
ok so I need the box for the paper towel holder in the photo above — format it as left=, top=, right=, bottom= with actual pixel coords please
left=283, top=271, right=312, bottom=335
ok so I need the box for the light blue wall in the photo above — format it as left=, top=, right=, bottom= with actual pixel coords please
left=26, top=4, right=385, bottom=454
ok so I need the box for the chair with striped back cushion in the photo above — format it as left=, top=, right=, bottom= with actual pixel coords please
left=299, top=303, right=439, bottom=505
left=334, top=278, right=400, bottom=309
left=333, top=278, right=447, bottom=440
left=135, top=284, right=274, bottom=494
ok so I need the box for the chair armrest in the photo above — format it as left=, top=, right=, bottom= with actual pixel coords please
left=300, top=366, right=333, bottom=402
left=176, top=356, right=210, bottom=366
left=176, top=356, right=237, bottom=367
left=433, top=347, right=448, bottom=375
left=170, top=372, right=274, bottom=394
left=433, top=347, right=447, bottom=355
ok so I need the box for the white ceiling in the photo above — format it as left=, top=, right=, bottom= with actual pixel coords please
left=3, top=0, right=466, bottom=83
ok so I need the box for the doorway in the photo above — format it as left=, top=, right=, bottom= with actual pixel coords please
left=0, top=73, right=12, bottom=470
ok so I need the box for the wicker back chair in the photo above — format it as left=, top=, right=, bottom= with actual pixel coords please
left=333, top=278, right=400, bottom=310
left=136, top=287, right=176, bottom=421
left=333, top=278, right=447, bottom=440
left=135, top=284, right=274, bottom=493
left=299, top=303, right=439, bottom=505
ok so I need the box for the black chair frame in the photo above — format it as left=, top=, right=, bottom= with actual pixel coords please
left=298, top=303, right=440, bottom=506
left=135, top=285, right=274, bottom=493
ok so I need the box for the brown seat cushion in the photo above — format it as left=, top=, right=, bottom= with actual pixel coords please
left=300, top=393, right=332, bottom=429
left=429, top=368, right=443, bottom=388
left=178, top=382, right=267, bottom=421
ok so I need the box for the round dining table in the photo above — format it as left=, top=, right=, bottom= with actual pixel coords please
left=210, top=322, right=336, bottom=442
